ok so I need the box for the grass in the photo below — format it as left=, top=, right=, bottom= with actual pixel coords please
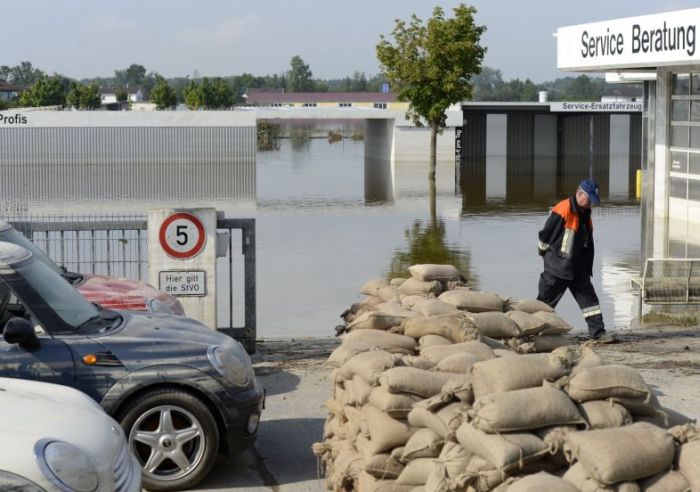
left=641, top=311, right=699, bottom=327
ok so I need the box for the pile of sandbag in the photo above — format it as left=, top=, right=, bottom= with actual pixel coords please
left=314, top=264, right=700, bottom=492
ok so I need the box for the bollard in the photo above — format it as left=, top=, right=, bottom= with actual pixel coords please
left=636, top=169, right=642, bottom=199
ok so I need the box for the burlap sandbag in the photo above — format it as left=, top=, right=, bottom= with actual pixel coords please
left=348, top=311, right=407, bottom=331
left=364, top=452, right=405, bottom=480
left=391, top=277, right=407, bottom=286
left=506, top=311, right=546, bottom=336
left=470, top=386, right=585, bottom=433
left=400, top=277, right=443, bottom=297
left=493, top=348, right=518, bottom=357
left=434, top=352, right=481, bottom=374
left=578, top=400, right=633, bottom=429
left=361, top=406, right=413, bottom=455
left=379, top=367, right=456, bottom=398
left=669, top=423, right=700, bottom=444
left=412, top=299, right=460, bottom=317
left=327, top=331, right=417, bottom=367
left=419, top=334, right=453, bottom=349
left=480, top=336, right=510, bottom=350
left=571, top=345, right=605, bottom=375
left=516, top=334, right=571, bottom=354
left=399, top=355, right=438, bottom=371
left=402, top=428, right=445, bottom=461
left=378, top=285, right=401, bottom=302
left=563, top=462, right=641, bottom=492
left=532, top=311, right=573, bottom=335
left=368, top=386, right=422, bottom=419
left=338, top=350, right=399, bottom=385
left=639, top=470, right=691, bottom=492
left=407, top=403, right=468, bottom=439
left=505, top=472, right=579, bottom=492
left=506, top=298, right=555, bottom=314
left=357, top=471, right=416, bottom=492
left=396, top=458, right=436, bottom=486
left=345, top=375, right=372, bottom=406
left=420, top=341, right=496, bottom=364
left=470, top=353, right=569, bottom=400
left=409, top=264, right=463, bottom=282
left=437, top=441, right=473, bottom=479
left=637, top=406, right=695, bottom=428
left=330, top=447, right=364, bottom=491
left=455, top=422, right=549, bottom=471
left=403, top=314, right=480, bottom=344
left=563, top=422, right=675, bottom=484
left=401, top=294, right=429, bottom=309
left=678, top=440, right=700, bottom=491
left=362, top=278, right=390, bottom=296
left=467, top=312, right=522, bottom=338
left=376, top=299, right=418, bottom=319
left=437, top=290, right=504, bottom=313
left=565, top=365, right=650, bottom=403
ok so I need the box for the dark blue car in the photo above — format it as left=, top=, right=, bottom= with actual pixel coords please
left=0, top=241, right=264, bottom=491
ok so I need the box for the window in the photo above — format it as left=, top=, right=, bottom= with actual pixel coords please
left=302, top=103, right=317, bottom=107
left=338, top=103, right=352, bottom=108
left=373, top=103, right=387, bottom=109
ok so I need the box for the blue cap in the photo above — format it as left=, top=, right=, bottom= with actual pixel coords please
left=579, top=179, right=600, bottom=204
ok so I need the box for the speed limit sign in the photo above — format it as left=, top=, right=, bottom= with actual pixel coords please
left=158, top=212, right=207, bottom=259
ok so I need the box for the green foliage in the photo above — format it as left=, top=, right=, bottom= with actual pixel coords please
left=183, top=77, right=234, bottom=109
left=287, top=55, right=314, bottom=92
left=376, top=4, right=486, bottom=129
left=150, top=76, right=178, bottom=109
left=114, top=63, right=147, bottom=87
left=115, top=87, right=128, bottom=103
left=0, top=61, right=45, bottom=86
left=66, top=82, right=101, bottom=109
left=257, top=120, right=281, bottom=151
left=17, top=75, right=67, bottom=107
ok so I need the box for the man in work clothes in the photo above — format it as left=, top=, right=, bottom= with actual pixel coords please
left=537, top=179, right=614, bottom=343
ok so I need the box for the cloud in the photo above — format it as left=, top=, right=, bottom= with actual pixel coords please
left=85, top=14, right=139, bottom=34
left=179, top=15, right=258, bottom=44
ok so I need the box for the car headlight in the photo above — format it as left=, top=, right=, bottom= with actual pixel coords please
left=148, top=297, right=185, bottom=316
left=207, top=345, right=255, bottom=387
left=34, top=439, right=99, bottom=492
left=0, top=470, right=46, bottom=491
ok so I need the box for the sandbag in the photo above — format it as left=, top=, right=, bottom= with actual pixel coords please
left=364, top=452, right=405, bottom=480
left=396, top=458, right=436, bottom=486
left=403, top=314, right=480, bottom=344
left=402, top=428, right=444, bottom=461
left=571, top=345, right=605, bottom=374
left=391, top=277, right=407, bottom=286
left=400, top=277, right=443, bottom=297
left=368, top=386, right=422, bottom=419
left=563, top=422, right=674, bottom=484
left=536, top=425, right=578, bottom=455
left=565, top=365, right=650, bottom=403
left=609, top=392, right=662, bottom=417
left=346, top=376, right=372, bottom=406
left=471, top=353, right=569, bottom=400
left=327, top=331, right=417, bottom=367
left=470, top=386, right=584, bottom=433
left=377, top=299, right=418, bottom=319
left=468, top=312, right=522, bottom=338
left=506, top=311, right=546, bottom=336
left=401, top=295, right=429, bottom=309
left=409, top=264, right=463, bottom=282
left=348, top=311, right=407, bottom=331
left=378, top=285, right=401, bottom=302
left=515, top=335, right=571, bottom=354
left=434, top=352, right=481, bottom=374
left=506, top=298, right=555, bottom=314
left=455, top=422, right=549, bottom=471
left=380, top=367, right=456, bottom=398
left=412, top=299, right=459, bottom=317
left=330, top=447, right=363, bottom=490
left=505, top=472, right=578, bottom=492
left=639, top=407, right=696, bottom=428
left=358, top=471, right=416, bottom=492
left=578, top=400, right=633, bottom=429
left=399, top=355, right=438, bottom=371
left=437, top=290, right=504, bottom=313
left=407, top=403, right=468, bottom=439
left=564, top=462, right=641, bottom=492
left=532, top=311, right=573, bottom=335
left=436, top=441, right=472, bottom=479
left=678, top=440, right=700, bottom=491
left=639, top=470, right=691, bottom=492
left=420, top=341, right=496, bottom=364
left=418, top=334, right=453, bottom=349
left=362, top=278, right=390, bottom=296
left=361, top=406, right=413, bottom=455
left=339, top=350, right=399, bottom=385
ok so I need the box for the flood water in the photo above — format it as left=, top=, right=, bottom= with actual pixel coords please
left=254, top=136, right=640, bottom=338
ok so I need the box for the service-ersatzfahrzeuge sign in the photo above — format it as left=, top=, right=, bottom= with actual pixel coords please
left=557, top=9, right=700, bottom=71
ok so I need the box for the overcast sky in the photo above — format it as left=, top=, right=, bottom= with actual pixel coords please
left=4, top=0, right=699, bottom=82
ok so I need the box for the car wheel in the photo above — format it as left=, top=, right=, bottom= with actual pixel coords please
left=117, top=388, right=219, bottom=491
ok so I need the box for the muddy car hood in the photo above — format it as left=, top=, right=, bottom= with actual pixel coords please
left=78, top=274, right=185, bottom=315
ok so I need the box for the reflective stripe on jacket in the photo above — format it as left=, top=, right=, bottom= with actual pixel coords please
left=537, top=196, right=594, bottom=280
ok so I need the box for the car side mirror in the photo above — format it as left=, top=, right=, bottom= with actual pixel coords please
left=3, top=317, right=40, bottom=352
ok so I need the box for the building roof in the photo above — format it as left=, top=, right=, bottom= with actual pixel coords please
left=99, top=87, right=142, bottom=95
left=245, top=90, right=397, bottom=104
left=0, top=80, right=21, bottom=92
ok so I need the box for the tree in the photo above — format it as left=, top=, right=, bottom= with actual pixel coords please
left=287, top=55, right=314, bottom=92
left=0, top=61, right=45, bottom=86
left=150, top=76, right=177, bottom=109
left=114, top=63, right=147, bottom=87
left=377, top=4, right=486, bottom=180
left=116, top=87, right=128, bottom=103
left=66, top=82, right=101, bottom=109
left=17, top=75, right=67, bottom=107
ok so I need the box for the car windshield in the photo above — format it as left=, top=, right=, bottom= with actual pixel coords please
left=0, top=227, right=64, bottom=277
left=12, top=255, right=99, bottom=328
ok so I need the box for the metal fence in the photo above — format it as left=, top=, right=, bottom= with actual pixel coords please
left=2, top=213, right=256, bottom=351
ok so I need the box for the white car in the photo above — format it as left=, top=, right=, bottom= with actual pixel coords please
left=0, top=377, right=141, bottom=492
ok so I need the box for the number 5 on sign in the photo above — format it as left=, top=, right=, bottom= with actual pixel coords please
left=159, top=212, right=207, bottom=259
